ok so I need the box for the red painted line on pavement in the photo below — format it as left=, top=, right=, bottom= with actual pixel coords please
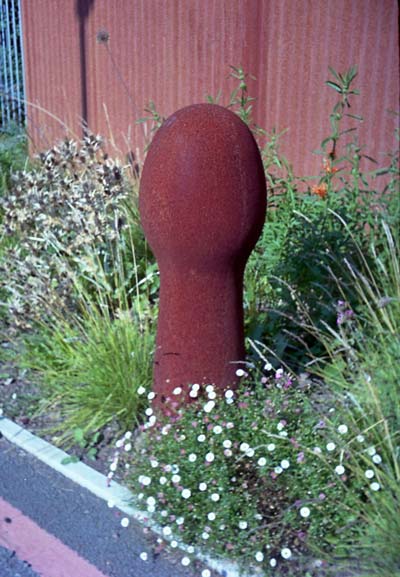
left=0, top=497, right=109, bottom=577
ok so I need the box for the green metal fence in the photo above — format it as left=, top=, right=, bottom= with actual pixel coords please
left=0, top=0, right=25, bottom=130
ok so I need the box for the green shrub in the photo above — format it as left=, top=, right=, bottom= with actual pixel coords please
left=110, top=365, right=396, bottom=576
left=0, top=124, right=28, bottom=199
left=244, top=67, right=399, bottom=370
left=0, top=134, right=150, bottom=328
left=21, top=302, right=155, bottom=446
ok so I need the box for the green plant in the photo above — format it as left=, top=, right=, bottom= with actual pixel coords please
left=61, top=428, right=102, bottom=464
left=21, top=300, right=155, bottom=446
left=302, top=219, right=400, bottom=576
left=14, top=187, right=157, bottom=445
left=244, top=66, right=399, bottom=369
left=109, top=361, right=396, bottom=576
left=0, top=134, right=147, bottom=328
left=0, top=124, right=28, bottom=199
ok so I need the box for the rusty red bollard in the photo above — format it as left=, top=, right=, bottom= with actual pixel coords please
left=139, top=103, right=266, bottom=410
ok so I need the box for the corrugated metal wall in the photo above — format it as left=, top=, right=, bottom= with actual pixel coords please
left=21, top=0, right=399, bottom=177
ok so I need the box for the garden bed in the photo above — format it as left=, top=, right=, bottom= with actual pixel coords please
left=0, top=68, right=399, bottom=577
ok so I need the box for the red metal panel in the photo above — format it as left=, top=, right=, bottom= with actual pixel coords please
left=21, top=0, right=399, bottom=178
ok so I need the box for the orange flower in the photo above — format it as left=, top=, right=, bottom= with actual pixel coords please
left=323, top=157, right=339, bottom=174
left=311, top=183, right=328, bottom=198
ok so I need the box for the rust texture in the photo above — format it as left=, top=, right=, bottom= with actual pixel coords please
left=139, top=104, right=266, bottom=407
left=20, top=0, right=399, bottom=178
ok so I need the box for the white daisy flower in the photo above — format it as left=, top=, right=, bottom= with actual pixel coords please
left=139, top=551, right=148, bottom=561
left=300, top=506, right=310, bottom=518
left=338, top=424, right=348, bottom=434
left=372, top=454, right=382, bottom=464
left=365, top=469, right=375, bottom=479
left=205, top=452, right=215, bottom=463
left=370, top=482, right=381, bottom=491
left=281, top=547, right=292, bottom=559
left=326, top=442, right=336, bottom=452
left=255, top=551, right=264, bottom=562
left=121, top=517, right=130, bottom=527
left=139, top=475, right=151, bottom=486
left=335, top=465, right=345, bottom=475
left=204, top=401, right=215, bottom=413
left=181, top=489, right=191, bottom=499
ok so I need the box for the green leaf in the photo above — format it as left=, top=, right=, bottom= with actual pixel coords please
left=325, top=81, right=343, bottom=93
left=363, top=155, right=378, bottom=164
left=61, top=455, right=80, bottom=465
left=73, top=427, right=85, bottom=446
left=328, top=66, right=342, bottom=83
left=345, top=113, right=363, bottom=121
left=338, top=127, right=357, bottom=136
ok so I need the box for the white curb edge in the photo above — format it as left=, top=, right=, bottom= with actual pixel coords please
left=0, top=416, right=251, bottom=577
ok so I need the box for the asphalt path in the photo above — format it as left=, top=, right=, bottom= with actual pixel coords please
left=0, top=545, right=41, bottom=577
left=0, top=437, right=214, bottom=577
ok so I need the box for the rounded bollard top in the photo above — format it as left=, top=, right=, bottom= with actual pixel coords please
left=139, top=103, right=266, bottom=269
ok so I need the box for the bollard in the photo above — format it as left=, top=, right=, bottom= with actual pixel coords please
left=139, top=103, right=266, bottom=410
